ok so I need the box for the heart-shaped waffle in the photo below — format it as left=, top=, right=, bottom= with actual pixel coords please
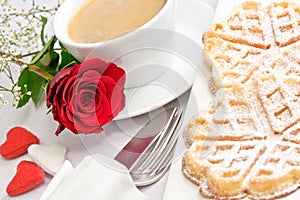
left=183, top=1, right=300, bottom=199
left=183, top=78, right=300, bottom=199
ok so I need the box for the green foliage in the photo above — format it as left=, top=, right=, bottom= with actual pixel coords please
left=17, top=69, right=33, bottom=108
left=17, top=69, right=47, bottom=107
left=17, top=21, right=80, bottom=108
left=40, top=16, right=48, bottom=46
left=30, top=36, right=57, bottom=65
left=59, top=47, right=80, bottom=70
left=0, top=0, right=60, bottom=108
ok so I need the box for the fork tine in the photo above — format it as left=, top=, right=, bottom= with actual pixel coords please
left=142, top=107, right=179, bottom=163
left=138, top=108, right=182, bottom=171
left=130, top=107, right=184, bottom=187
left=149, top=117, right=181, bottom=172
left=151, top=150, right=173, bottom=176
left=146, top=109, right=182, bottom=171
left=129, top=107, right=179, bottom=172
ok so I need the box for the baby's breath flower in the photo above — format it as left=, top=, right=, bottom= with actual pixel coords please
left=14, top=86, right=21, bottom=91
left=0, top=0, right=60, bottom=109
left=12, top=85, right=21, bottom=103
left=21, top=64, right=28, bottom=70
left=0, top=94, right=8, bottom=108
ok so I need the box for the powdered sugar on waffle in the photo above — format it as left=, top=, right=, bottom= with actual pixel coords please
left=183, top=1, right=300, bottom=199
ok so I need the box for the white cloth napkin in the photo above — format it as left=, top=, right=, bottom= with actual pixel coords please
left=40, top=160, right=74, bottom=200
left=43, top=155, right=148, bottom=200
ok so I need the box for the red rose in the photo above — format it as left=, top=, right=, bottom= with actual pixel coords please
left=46, top=58, right=126, bottom=135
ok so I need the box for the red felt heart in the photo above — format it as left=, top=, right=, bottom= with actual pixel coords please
left=6, top=160, right=45, bottom=196
left=0, top=127, right=40, bottom=159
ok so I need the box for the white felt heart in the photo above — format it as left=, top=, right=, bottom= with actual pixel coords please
left=28, top=143, right=67, bottom=176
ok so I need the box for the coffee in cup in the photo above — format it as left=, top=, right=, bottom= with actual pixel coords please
left=68, top=0, right=167, bottom=43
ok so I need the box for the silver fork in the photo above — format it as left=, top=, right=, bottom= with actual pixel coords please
left=129, top=107, right=183, bottom=186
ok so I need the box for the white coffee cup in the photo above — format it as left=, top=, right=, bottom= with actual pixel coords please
left=53, top=0, right=176, bottom=88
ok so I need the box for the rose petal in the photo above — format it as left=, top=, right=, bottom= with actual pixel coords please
left=60, top=107, right=77, bottom=134
left=96, top=92, right=113, bottom=125
left=100, top=76, right=125, bottom=117
left=55, top=123, right=66, bottom=136
left=73, top=114, right=104, bottom=134
left=47, top=64, right=79, bottom=107
left=62, top=75, right=76, bottom=103
left=79, top=92, right=94, bottom=112
left=103, top=62, right=126, bottom=87
left=110, top=85, right=126, bottom=117
left=78, top=58, right=108, bottom=75
left=72, top=86, right=97, bottom=115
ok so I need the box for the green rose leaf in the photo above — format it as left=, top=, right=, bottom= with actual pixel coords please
left=31, top=73, right=47, bottom=105
left=59, top=50, right=80, bottom=70
left=17, top=69, right=33, bottom=108
left=50, top=51, right=60, bottom=70
left=39, top=52, right=52, bottom=66
left=16, top=31, right=81, bottom=108
left=38, top=51, right=59, bottom=70
left=17, top=68, right=48, bottom=108
left=59, top=42, right=80, bottom=70
left=40, top=16, right=48, bottom=46
left=30, top=36, right=57, bottom=65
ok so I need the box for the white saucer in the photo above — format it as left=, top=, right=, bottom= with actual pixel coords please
left=115, top=0, right=214, bottom=120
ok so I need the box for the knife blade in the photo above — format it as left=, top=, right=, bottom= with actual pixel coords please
left=114, top=107, right=179, bottom=169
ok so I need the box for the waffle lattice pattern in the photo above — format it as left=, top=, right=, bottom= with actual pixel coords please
left=183, top=1, right=300, bottom=199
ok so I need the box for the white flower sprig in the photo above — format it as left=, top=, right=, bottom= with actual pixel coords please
left=0, top=0, right=60, bottom=107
